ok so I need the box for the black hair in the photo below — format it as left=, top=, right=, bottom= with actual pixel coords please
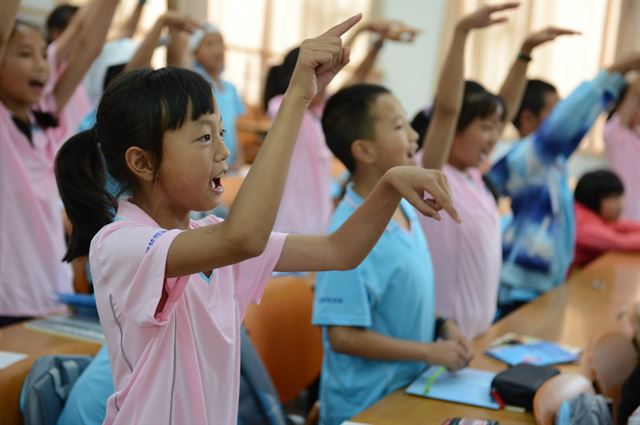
left=55, top=67, right=215, bottom=261
left=574, top=169, right=624, bottom=214
left=321, top=83, right=391, bottom=173
left=263, top=48, right=299, bottom=112
left=411, top=81, right=505, bottom=150
left=45, top=4, right=79, bottom=43
left=512, top=79, right=557, bottom=130
left=607, top=83, right=629, bottom=121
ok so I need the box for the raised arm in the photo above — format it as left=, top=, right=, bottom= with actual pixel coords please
left=498, top=27, right=579, bottom=132
left=0, top=0, right=20, bottom=64
left=165, top=15, right=362, bottom=277
left=275, top=166, right=459, bottom=273
left=52, top=0, right=120, bottom=113
left=422, top=2, right=519, bottom=170
left=342, top=20, right=419, bottom=87
left=531, top=53, right=640, bottom=159
left=47, top=3, right=91, bottom=68
left=125, top=12, right=197, bottom=71
left=113, top=0, right=145, bottom=39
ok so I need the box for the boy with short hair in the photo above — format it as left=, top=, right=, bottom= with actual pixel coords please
left=311, top=5, right=517, bottom=423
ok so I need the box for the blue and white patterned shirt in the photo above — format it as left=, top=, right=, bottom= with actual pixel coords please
left=488, top=70, right=625, bottom=302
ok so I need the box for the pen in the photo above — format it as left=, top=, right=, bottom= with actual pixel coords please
left=423, top=366, right=446, bottom=395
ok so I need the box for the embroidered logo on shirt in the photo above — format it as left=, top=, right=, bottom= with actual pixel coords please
left=146, top=230, right=167, bottom=253
left=318, top=297, right=343, bottom=304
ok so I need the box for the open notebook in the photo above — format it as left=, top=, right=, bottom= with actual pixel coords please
left=405, top=366, right=500, bottom=410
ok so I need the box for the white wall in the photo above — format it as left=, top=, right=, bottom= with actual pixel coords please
left=377, top=0, right=446, bottom=118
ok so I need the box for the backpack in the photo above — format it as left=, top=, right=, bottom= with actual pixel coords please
left=555, top=393, right=612, bottom=425
left=238, top=326, right=291, bottom=425
left=19, top=355, right=92, bottom=425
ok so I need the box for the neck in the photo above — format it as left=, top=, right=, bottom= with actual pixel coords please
left=206, top=68, right=222, bottom=86
left=132, top=191, right=191, bottom=230
left=351, top=166, right=385, bottom=200
left=0, top=92, right=30, bottom=122
left=447, top=157, right=468, bottom=172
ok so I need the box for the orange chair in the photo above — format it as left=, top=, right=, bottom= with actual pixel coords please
left=243, top=275, right=322, bottom=404
left=533, top=373, right=595, bottom=425
left=590, top=330, right=638, bottom=419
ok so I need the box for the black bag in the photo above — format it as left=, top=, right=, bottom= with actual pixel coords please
left=491, top=363, right=559, bottom=411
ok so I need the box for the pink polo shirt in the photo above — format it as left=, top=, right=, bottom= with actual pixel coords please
left=0, top=95, right=72, bottom=317
left=604, top=114, right=640, bottom=221
left=419, top=164, right=501, bottom=340
left=269, top=96, right=333, bottom=234
left=91, top=200, right=286, bottom=424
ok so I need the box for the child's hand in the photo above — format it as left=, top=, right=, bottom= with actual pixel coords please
left=425, top=340, right=471, bottom=371
left=288, top=14, right=362, bottom=105
left=385, top=166, right=460, bottom=223
left=456, top=2, right=519, bottom=33
left=160, top=11, right=199, bottom=33
left=440, top=320, right=473, bottom=358
left=364, top=19, right=420, bottom=43
left=521, top=27, right=580, bottom=55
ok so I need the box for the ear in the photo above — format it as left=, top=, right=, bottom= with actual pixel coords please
left=125, top=146, right=155, bottom=184
left=351, top=138, right=377, bottom=167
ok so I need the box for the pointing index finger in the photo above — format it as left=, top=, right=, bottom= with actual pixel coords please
left=322, top=13, right=363, bottom=37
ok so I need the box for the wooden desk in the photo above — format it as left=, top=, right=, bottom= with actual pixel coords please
left=353, top=252, right=640, bottom=424
left=0, top=323, right=101, bottom=425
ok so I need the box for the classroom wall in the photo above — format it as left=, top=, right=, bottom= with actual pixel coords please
left=375, top=0, right=446, bottom=118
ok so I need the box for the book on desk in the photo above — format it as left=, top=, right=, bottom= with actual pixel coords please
left=485, top=332, right=580, bottom=367
left=405, top=366, right=501, bottom=410
left=24, top=293, right=105, bottom=344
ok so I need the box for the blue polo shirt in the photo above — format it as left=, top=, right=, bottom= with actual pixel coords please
left=312, top=184, right=436, bottom=425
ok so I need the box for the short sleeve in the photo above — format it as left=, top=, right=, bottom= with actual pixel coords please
left=312, top=267, right=372, bottom=328
left=233, top=85, right=246, bottom=116
left=90, top=223, right=188, bottom=327
left=234, top=232, right=287, bottom=315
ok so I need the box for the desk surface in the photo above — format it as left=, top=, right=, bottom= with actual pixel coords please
left=353, top=252, right=640, bottom=424
left=0, top=322, right=101, bottom=425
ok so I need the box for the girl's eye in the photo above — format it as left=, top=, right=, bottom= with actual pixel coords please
left=219, top=129, right=226, bottom=139
left=18, top=51, right=32, bottom=58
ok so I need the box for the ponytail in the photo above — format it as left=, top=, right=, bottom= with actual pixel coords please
left=55, top=130, right=116, bottom=262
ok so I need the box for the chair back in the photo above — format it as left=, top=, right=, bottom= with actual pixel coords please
left=243, top=275, right=322, bottom=404
left=590, top=330, right=637, bottom=418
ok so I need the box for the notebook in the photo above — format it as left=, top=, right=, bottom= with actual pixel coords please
left=485, top=333, right=580, bottom=366
left=405, top=366, right=500, bottom=410
left=25, top=316, right=105, bottom=344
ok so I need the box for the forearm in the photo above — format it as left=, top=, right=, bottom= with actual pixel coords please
left=343, top=39, right=383, bottom=87
left=117, top=1, right=144, bottom=39
left=0, top=0, right=20, bottom=63
left=224, top=93, right=308, bottom=253
left=275, top=172, right=401, bottom=272
left=328, top=326, right=428, bottom=362
left=421, top=26, right=468, bottom=170
left=53, top=0, right=120, bottom=112
left=498, top=44, right=531, bottom=129
left=535, top=69, right=625, bottom=158
left=125, top=17, right=164, bottom=71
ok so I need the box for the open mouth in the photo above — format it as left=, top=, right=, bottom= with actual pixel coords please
left=209, top=171, right=226, bottom=195
left=28, top=79, right=46, bottom=90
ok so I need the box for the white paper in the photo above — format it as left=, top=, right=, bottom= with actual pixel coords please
left=0, top=350, right=28, bottom=369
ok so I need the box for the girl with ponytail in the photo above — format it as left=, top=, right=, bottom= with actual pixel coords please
left=55, top=17, right=459, bottom=424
